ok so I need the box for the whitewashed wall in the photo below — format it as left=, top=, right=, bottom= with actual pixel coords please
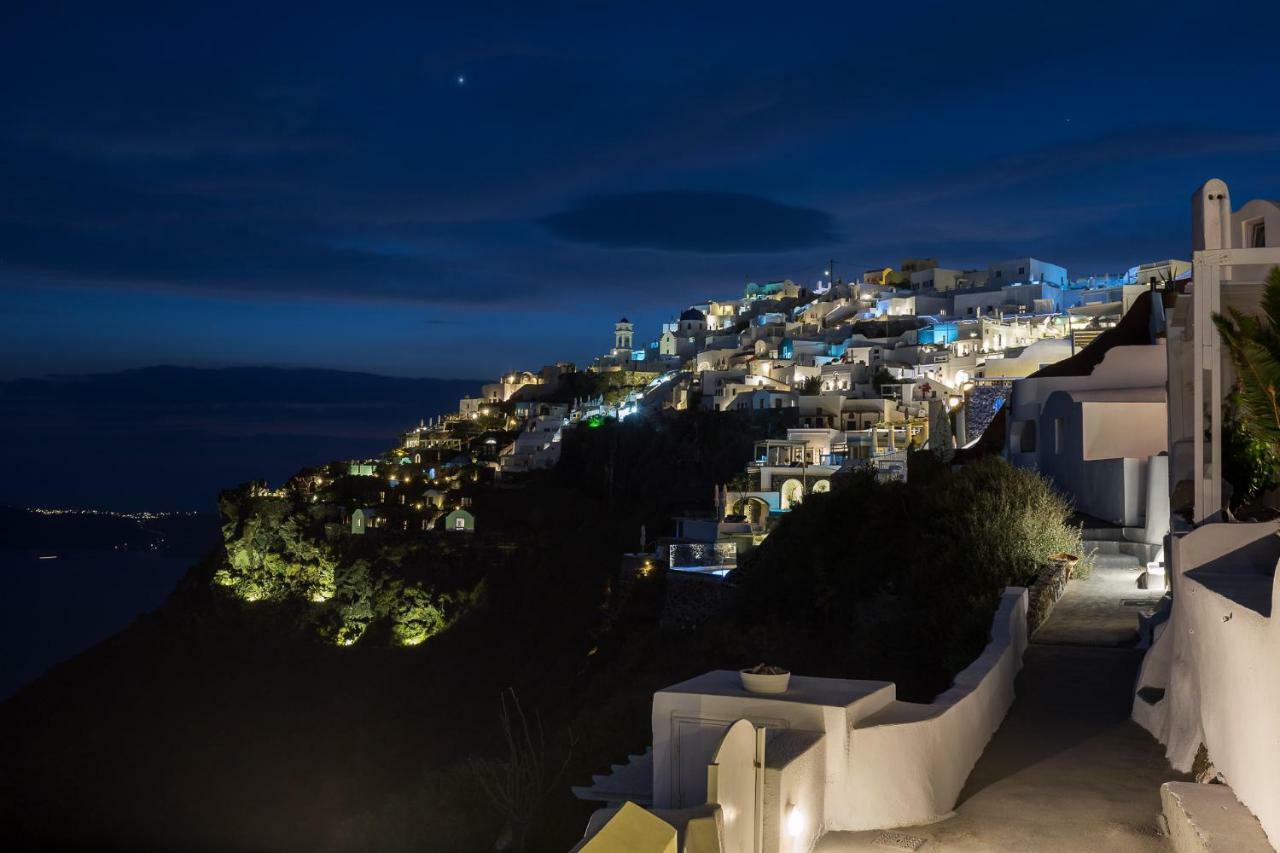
left=1134, top=521, right=1280, bottom=848
left=835, top=588, right=1028, bottom=830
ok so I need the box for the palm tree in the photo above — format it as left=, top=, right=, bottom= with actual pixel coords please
left=1213, top=266, right=1280, bottom=446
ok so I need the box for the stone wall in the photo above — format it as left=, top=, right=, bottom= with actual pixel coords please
left=1026, top=558, right=1072, bottom=636
left=660, top=571, right=736, bottom=630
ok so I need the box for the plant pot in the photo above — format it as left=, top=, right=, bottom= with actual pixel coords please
left=740, top=668, right=791, bottom=694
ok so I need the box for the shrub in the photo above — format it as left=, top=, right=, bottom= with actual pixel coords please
left=733, top=456, right=1081, bottom=698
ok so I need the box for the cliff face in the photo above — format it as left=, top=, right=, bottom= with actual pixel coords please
left=213, top=487, right=483, bottom=647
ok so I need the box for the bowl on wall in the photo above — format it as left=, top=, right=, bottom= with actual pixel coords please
left=740, top=666, right=791, bottom=694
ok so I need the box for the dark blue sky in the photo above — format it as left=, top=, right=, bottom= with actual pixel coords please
left=3, top=0, right=1278, bottom=380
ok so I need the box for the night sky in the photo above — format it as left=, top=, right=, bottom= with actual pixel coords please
left=3, top=1, right=1279, bottom=380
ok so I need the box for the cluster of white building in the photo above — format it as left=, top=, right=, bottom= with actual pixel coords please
left=432, top=248, right=1193, bottom=500
left=590, top=255, right=1189, bottom=572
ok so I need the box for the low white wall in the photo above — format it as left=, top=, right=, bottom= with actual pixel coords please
left=587, top=589, right=1031, bottom=852
left=836, top=588, right=1029, bottom=830
left=1134, top=521, right=1280, bottom=848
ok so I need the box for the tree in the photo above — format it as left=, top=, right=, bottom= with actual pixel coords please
left=466, top=690, right=572, bottom=852
left=799, top=376, right=823, bottom=395
left=1213, top=266, right=1280, bottom=446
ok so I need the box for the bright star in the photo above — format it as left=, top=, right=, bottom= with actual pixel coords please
left=456, top=74, right=466, bottom=86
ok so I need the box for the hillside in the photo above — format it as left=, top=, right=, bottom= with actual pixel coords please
left=0, top=404, right=1085, bottom=852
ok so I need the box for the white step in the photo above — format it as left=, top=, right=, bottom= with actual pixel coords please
left=1160, top=782, right=1272, bottom=853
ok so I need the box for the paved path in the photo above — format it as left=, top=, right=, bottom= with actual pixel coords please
left=817, top=566, right=1187, bottom=853
left=1033, top=560, right=1164, bottom=647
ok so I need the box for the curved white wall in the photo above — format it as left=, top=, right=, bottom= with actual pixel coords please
left=1134, top=522, right=1280, bottom=847
left=836, top=588, right=1029, bottom=830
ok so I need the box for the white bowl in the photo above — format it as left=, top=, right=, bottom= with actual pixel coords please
left=740, top=669, right=791, bottom=694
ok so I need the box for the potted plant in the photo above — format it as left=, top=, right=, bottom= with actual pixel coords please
left=740, top=663, right=791, bottom=694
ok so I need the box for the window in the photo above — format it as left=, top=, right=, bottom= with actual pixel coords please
left=454, top=516, right=466, bottom=530
left=1053, top=418, right=1064, bottom=455
left=1018, top=266, right=1026, bottom=275
left=1249, top=220, right=1267, bottom=248
left=1019, top=420, right=1037, bottom=453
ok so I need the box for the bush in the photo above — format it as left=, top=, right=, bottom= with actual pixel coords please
left=733, top=456, right=1081, bottom=698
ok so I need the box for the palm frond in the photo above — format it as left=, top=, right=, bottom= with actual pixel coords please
left=1261, top=266, right=1280, bottom=341
left=1230, top=337, right=1280, bottom=444
left=1214, top=266, right=1280, bottom=448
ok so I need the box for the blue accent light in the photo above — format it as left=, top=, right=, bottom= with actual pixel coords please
left=918, top=322, right=958, bottom=345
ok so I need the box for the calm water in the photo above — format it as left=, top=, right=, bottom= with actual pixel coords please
left=0, top=548, right=194, bottom=699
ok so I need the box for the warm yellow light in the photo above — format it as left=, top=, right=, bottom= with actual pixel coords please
left=786, top=805, right=805, bottom=838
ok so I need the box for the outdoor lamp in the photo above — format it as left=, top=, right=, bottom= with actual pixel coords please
left=786, top=804, right=805, bottom=839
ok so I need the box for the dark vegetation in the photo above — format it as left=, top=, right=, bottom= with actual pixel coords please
left=0, top=407, right=1080, bottom=852
left=539, top=370, right=658, bottom=405
left=1215, top=266, right=1280, bottom=515
left=733, top=456, right=1082, bottom=692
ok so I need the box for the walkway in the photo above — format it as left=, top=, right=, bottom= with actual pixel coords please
left=817, top=564, right=1186, bottom=853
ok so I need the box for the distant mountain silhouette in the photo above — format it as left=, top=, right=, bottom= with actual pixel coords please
left=0, top=366, right=483, bottom=511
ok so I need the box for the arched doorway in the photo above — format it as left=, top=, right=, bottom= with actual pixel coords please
left=733, top=497, right=770, bottom=526
left=780, top=478, right=805, bottom=510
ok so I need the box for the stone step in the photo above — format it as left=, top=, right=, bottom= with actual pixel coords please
left=1083, top=539, right=1161, bottom=563
left=1089, top=553, right=1143, bottom=570
left=1080, top=526, right=1129, bottom=542
left=1160, top=782, right=1272, bottom=853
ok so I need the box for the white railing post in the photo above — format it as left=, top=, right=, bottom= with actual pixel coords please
left=1191, top=250, right=1224, bottom=523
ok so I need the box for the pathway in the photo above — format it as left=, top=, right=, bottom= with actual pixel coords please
left=817, top=563, right=1185, bottom=853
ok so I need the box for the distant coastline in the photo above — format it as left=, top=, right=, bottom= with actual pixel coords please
left=0, top=366, right=482, bottom=511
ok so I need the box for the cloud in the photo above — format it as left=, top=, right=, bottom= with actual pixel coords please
left=542, top=191, right=838, bottom=253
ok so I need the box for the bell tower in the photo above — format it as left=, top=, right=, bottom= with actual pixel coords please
left=613, top=317, right=634, bottom=354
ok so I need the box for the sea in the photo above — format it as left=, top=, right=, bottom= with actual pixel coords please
left=0, top=546, right=196, bottom=699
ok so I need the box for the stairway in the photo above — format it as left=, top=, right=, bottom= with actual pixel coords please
left=1080, top=523, right=1166, bottom=591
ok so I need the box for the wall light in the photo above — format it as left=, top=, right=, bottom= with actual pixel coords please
left=786, top=804, right=805, bottom=839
